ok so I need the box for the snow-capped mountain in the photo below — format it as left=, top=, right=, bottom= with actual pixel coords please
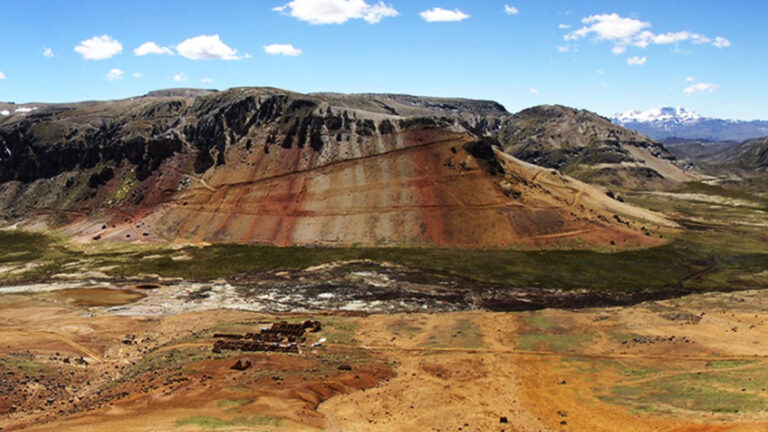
left=612, top=107, right=768, bottom=141
left=614, top=107, right=703, bottom=128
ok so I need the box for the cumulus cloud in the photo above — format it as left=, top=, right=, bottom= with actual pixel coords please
left=134, top=41, right=174, bottom=56
left=563, top=13, right=730, bottom=55
left=0, top=70, right=5, bottom=80
left=686, top=76, right=695, bottom=82
left=264, top=44, right=303, bottom=56
left=74, top=35, right=123, bottom=60
left=684, top=82, right=718, bottom=95
left=626, top=56, right=647, bottom=66
left=566, top=13, right=649, bottom=41
left=133, top=72, right=143, bottom=78
left=713, top=36, right=731, bottom=48
left=420, top=7, right=470, bottom=22
left=504, top=5, right=519, bottom=15
left=558, top=23, right=571, bottom=29
left=173, top=73, right=189, bottom=82
left=106, top=68, right=124, bottom=81
left=43, top=47, right=54, bottom=58
left=274, top=0, right=398, bottom=24
left=200, top=78, right=215, bottom=83
left=176, top=35, right=241, bottom=60
left=529, top=87, right=539, bottom=94
left=628, top=31, right=711, bottom=50
left=556, top=46, right=569, bottom=53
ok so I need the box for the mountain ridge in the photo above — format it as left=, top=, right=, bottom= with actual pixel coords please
left=612, top=107, right=768, bottom=141
left=0, top=87, right=670, bottom=249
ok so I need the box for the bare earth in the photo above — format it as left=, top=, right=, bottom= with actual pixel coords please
left=2, top=283, right=768, bottom=432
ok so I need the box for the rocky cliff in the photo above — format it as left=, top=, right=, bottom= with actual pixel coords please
left=0, top=88, right=670, bottom=248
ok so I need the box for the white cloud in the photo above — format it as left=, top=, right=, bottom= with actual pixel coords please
left=0, top=70, right=5, bottom=80
left=134, top=41, right=174, bottom=56
left=684, top=82, right=718, bottom=95
left=556, top=46, right=569, bottom=53
left=173, top=73, right=189, bottom=82
left=274, top=0, right=398, bottom=25
left=74, top=35, right=123, bottom=60
left=42, top=47, right=54, bottom=58
left=596, top=69, right=604, bottom=75
left=264, top=44, right=303, bottom=56
left=626, top=56, right=647, bottom=66
left=685, top=76, right=695, bottom=82
left=558, top=23, right=571, bottom=29
left=713, top=36, right=731, bottom=48
left=420, top=7, right=470, bottom=22
left=176, top=35, right=241, bottom=60
left=567, top=13, right=650, bottom=41
left=564, top=13, right=730, bottom=55
left=504, top=5, right=519, bottom=15
left=529, top=87, right=539, bottom=94
left=645, top=31, right=710, bottom=46
left=133, top=72, right=143, bottom=79
left=106, top=68, right=124, bottom=81
left=200, top=78, right=215, bottom=83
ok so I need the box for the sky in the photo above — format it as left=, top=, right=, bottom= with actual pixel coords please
left=0, top=0, right=765, bottom=120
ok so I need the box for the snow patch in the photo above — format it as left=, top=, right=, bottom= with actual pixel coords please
left=14, top=106, right=38, bottom=114
left=613, top=107, right=703, bottom=127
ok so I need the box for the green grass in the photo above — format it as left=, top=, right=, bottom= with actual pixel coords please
left=675, top=181, right=768, bottom=208
left=517, top=333, right=594, bottom=352
left=706, top=360, right=758, bottom=370
left=387, top=317, right=422, bottom=337
left=176, top=416, right=229, bottom=429
left=522, top=313, right=557, bottom=331
left=120, top=346, right=216, bottom=381
left=216, top=399, right=253, bottom=408
left=2, top=229, right=757, bottom=293
left=1, top=177, right=765, bottom=295
left=597, top=358, right=768, bottom=416
left=106, top=169, right=137, bottom=207
left=224, top=386, right=251, bottom=393
left=604, top=372, right=768, bottom=414
left=0, top=356, right=50, bottom=374
left=321, top=316, right=360, bottom=345
left=419, top=318, right=484, bottom=349
left=517, top=311, right=594, bottom=352
left=175, top=415, right=283, bottom=429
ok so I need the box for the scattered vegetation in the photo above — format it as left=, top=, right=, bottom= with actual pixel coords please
left=1, top=179, right=765, bottom=298
left=175, top=415, right=282, bottom=429
left=419, top=318, right=483, bottom=349
left=603, top=370, right=768, bottom=414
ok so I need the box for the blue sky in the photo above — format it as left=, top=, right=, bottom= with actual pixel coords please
left=0, top=0, right=765, bottom=119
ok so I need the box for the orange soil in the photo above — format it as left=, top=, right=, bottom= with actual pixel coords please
left=119, top=128, right=669, bottom=248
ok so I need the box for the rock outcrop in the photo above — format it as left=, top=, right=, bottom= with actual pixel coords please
left=0, top=88, right=671, bottom=248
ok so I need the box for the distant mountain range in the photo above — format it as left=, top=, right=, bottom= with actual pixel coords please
left=612, top=107, right=768, bottom=141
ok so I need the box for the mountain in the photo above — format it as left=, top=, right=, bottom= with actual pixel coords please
left=613, top=107, right=768, bottom=141
left=664, top=136, right=768, bottom=175
left=0, top=88, right=670, bottom=249
left=662, top=137, right=737, bottom=162
left=727, top=137, right=768, bottom=171
left=496, top=105, right=692, bottom=189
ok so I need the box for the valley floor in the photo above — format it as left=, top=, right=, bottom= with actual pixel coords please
left=0, top=178, right=766, bottom=431
left=2, top=286, right=768, bottom=431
